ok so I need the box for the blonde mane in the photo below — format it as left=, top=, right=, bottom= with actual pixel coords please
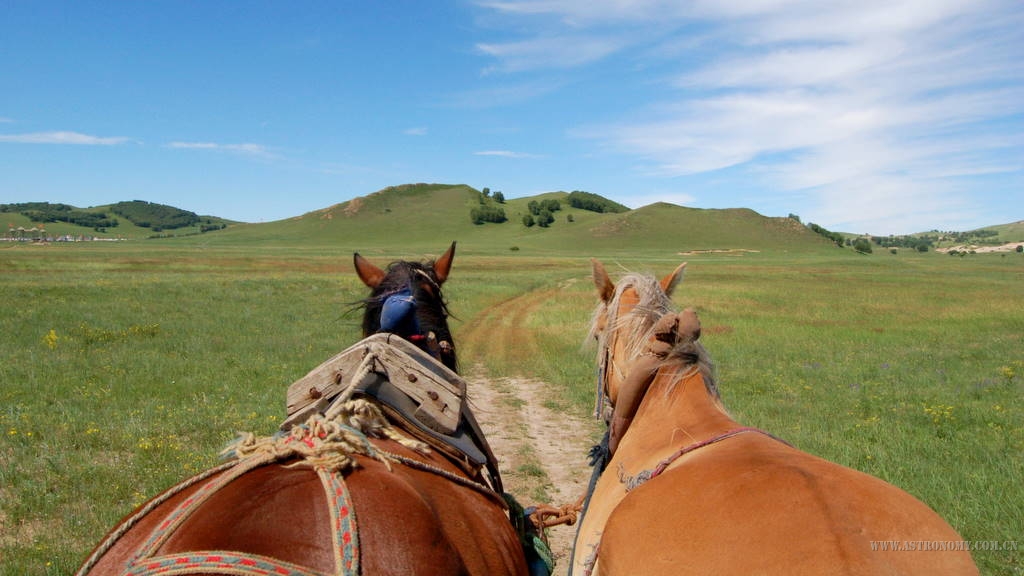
left=589, top=272, right=719, bottom=400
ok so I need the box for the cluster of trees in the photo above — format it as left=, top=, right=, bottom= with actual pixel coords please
left=567, top=191, right=628, bottom=213
left=523, top=198, right=562, bottom=228
left=110, top=201, right=200, bottom=231
left=806, top=222, right=845, bottom=247
left=470, top=205, right=508, bottom=225
left=851, top=238, right=873, bottom=253
left=471, top=187, right=627, bottom=228
left=470, top=188, right=508, bottom=224
left=480, top=188, right=506, bottom=203
left=0, top=202, right=118, bottom=230
left=942, top=229, right=999, bottom=243
left=872, top=235, right=931, bottom=252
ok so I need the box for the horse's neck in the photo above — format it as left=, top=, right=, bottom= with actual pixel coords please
left=631, top=367, right=739, bottom=449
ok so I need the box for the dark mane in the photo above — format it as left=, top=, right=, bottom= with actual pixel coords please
left=359, top=259, right=457, bottom=371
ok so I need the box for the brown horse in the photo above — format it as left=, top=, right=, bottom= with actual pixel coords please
left=77, top=244, right=529, bottom=576
left=354, top=242, right=459, bottom=372
left=570, top=259, right=978, bottom=575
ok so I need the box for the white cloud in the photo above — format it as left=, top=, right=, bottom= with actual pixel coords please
left=166, top=141, right=275, bottom=159
left=404, top=127, right=428, bottom=136
left=477, top=35, right=624, bottom=73
left=445, top=79, right=567, bottom=108
left=482, top=0, right=1022, bottom=233
left=0, top=131, right=130, bottom=145
left=474, top=149, right=540, bottom=158
left=477, top=0, right=695, bottom=24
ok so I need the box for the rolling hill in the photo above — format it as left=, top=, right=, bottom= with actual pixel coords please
left=183, top=183, right=834, bottom=255
left=6, top=184, right=1019, bottom=256
left=1, top=201, right=235, bottom=240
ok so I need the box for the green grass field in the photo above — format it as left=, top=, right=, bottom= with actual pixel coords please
left=1, top=241, right=1021, bottom=574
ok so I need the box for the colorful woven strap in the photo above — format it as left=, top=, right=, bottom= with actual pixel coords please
left=120, top=462, right=358, bottom=576
left=123, top=551, right=323, bottom=576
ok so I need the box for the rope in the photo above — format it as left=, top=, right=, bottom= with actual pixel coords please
left=617, top=427, right=791, bottom=493
left=375, top=448, right=508, bottom=508
left=324, top=349, right=383, bottom=412
left=528, top=496, right=584, bottom=531
left=224, top=398, right=429, bottom=473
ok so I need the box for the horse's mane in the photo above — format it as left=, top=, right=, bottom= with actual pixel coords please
left=589, top=272, right=719, bottom=400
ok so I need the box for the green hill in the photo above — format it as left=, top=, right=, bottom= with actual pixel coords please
left=1, top=201, right=235, bottom=240
left=179, top=183, right=833, bottom=256
left=975, top=220, right=1024, bottom=243
left=13, top=184, right=1016, bottom=256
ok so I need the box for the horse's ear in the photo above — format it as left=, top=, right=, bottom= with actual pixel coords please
left=433, top=242, right=456, bottom=285
left=659, top=262, right=687, bottom=296
left=354, top=252, right=386, bottom=288
left=592, top=259, right=615, bottom=303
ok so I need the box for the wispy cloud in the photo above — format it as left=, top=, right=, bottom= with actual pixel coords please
left=404, top=127, right=428, bottom=136
left=477, top=0, right=1024, bottom=233
left=0, top=131, right=130, bottom=145
left=474, top=149, right=541, bottom=158
left=444, top=78, right=567, bottom=109
left=477, top=35, right=625, bottom=73
left=166, top=141, right=276, bottom=159
left=0, top=117, right=13, bottom=123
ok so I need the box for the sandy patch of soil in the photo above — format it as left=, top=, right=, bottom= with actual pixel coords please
left=936, top=242, right=1024, bottom=254
left=467, top=369, right=601, bottom=576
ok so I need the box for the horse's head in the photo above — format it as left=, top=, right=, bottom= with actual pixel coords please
left=590, top=259, right=721, bottom=453
left=354, top=242, right=458, bottom=371
left=589, top=259, right=687, bottom=420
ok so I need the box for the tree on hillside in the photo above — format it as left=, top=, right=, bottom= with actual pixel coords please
left=528, top=199, right=560, bottom=216
left=567, top=191, right=629, bottom=213
left=111, top=200, right=199, bottom=231
left=807, top=222, right=845, bottom=247
left=470, top=205, right=507, bottom=225
left=536, top=209, right=555, bottom=228
left=493, top=191, right=505, bottom=203
left=852, top=238, right=873, bottom=253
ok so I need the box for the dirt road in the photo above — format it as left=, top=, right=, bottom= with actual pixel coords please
left=458, top=282, right=602, bottom=575
left=467, top=371, right=598, bottom=576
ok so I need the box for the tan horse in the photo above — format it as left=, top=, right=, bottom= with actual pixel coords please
left=570, top=259, right=978, bottom=575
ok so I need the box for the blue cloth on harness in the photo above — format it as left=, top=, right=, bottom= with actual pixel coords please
left=380, top=288, right=421, bottom=336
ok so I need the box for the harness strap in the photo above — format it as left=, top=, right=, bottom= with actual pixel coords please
left=119, top=459, right=360, bottom=576
left=620, top=427, right=790, bottom=492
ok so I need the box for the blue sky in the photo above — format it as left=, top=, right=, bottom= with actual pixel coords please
left=2, top=1, right=1021, bottom=235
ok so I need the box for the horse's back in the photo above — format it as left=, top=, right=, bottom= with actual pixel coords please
left=599, top=435, right=977, bottom=575
left=346, top=443, right=525, bottom=576
left=81, top=440, right=526, bottom=576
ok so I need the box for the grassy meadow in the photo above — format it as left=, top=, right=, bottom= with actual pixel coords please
left=1, top=240, right=1021, bottom=574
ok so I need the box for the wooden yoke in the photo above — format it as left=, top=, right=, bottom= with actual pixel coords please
left=608, top=309, right=701, bottom=455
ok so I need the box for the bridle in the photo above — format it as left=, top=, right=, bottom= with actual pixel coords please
left=593, top=283, right=642, bottom=422
left=375, top=269, right=451, bottom=363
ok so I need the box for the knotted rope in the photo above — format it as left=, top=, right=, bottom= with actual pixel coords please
left=529, top=496, right=584, bottom=532
left=222, top=398, right=429, bottom=472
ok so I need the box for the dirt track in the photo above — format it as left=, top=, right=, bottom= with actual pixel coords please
left=459, top=286, right=601, bottom=575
